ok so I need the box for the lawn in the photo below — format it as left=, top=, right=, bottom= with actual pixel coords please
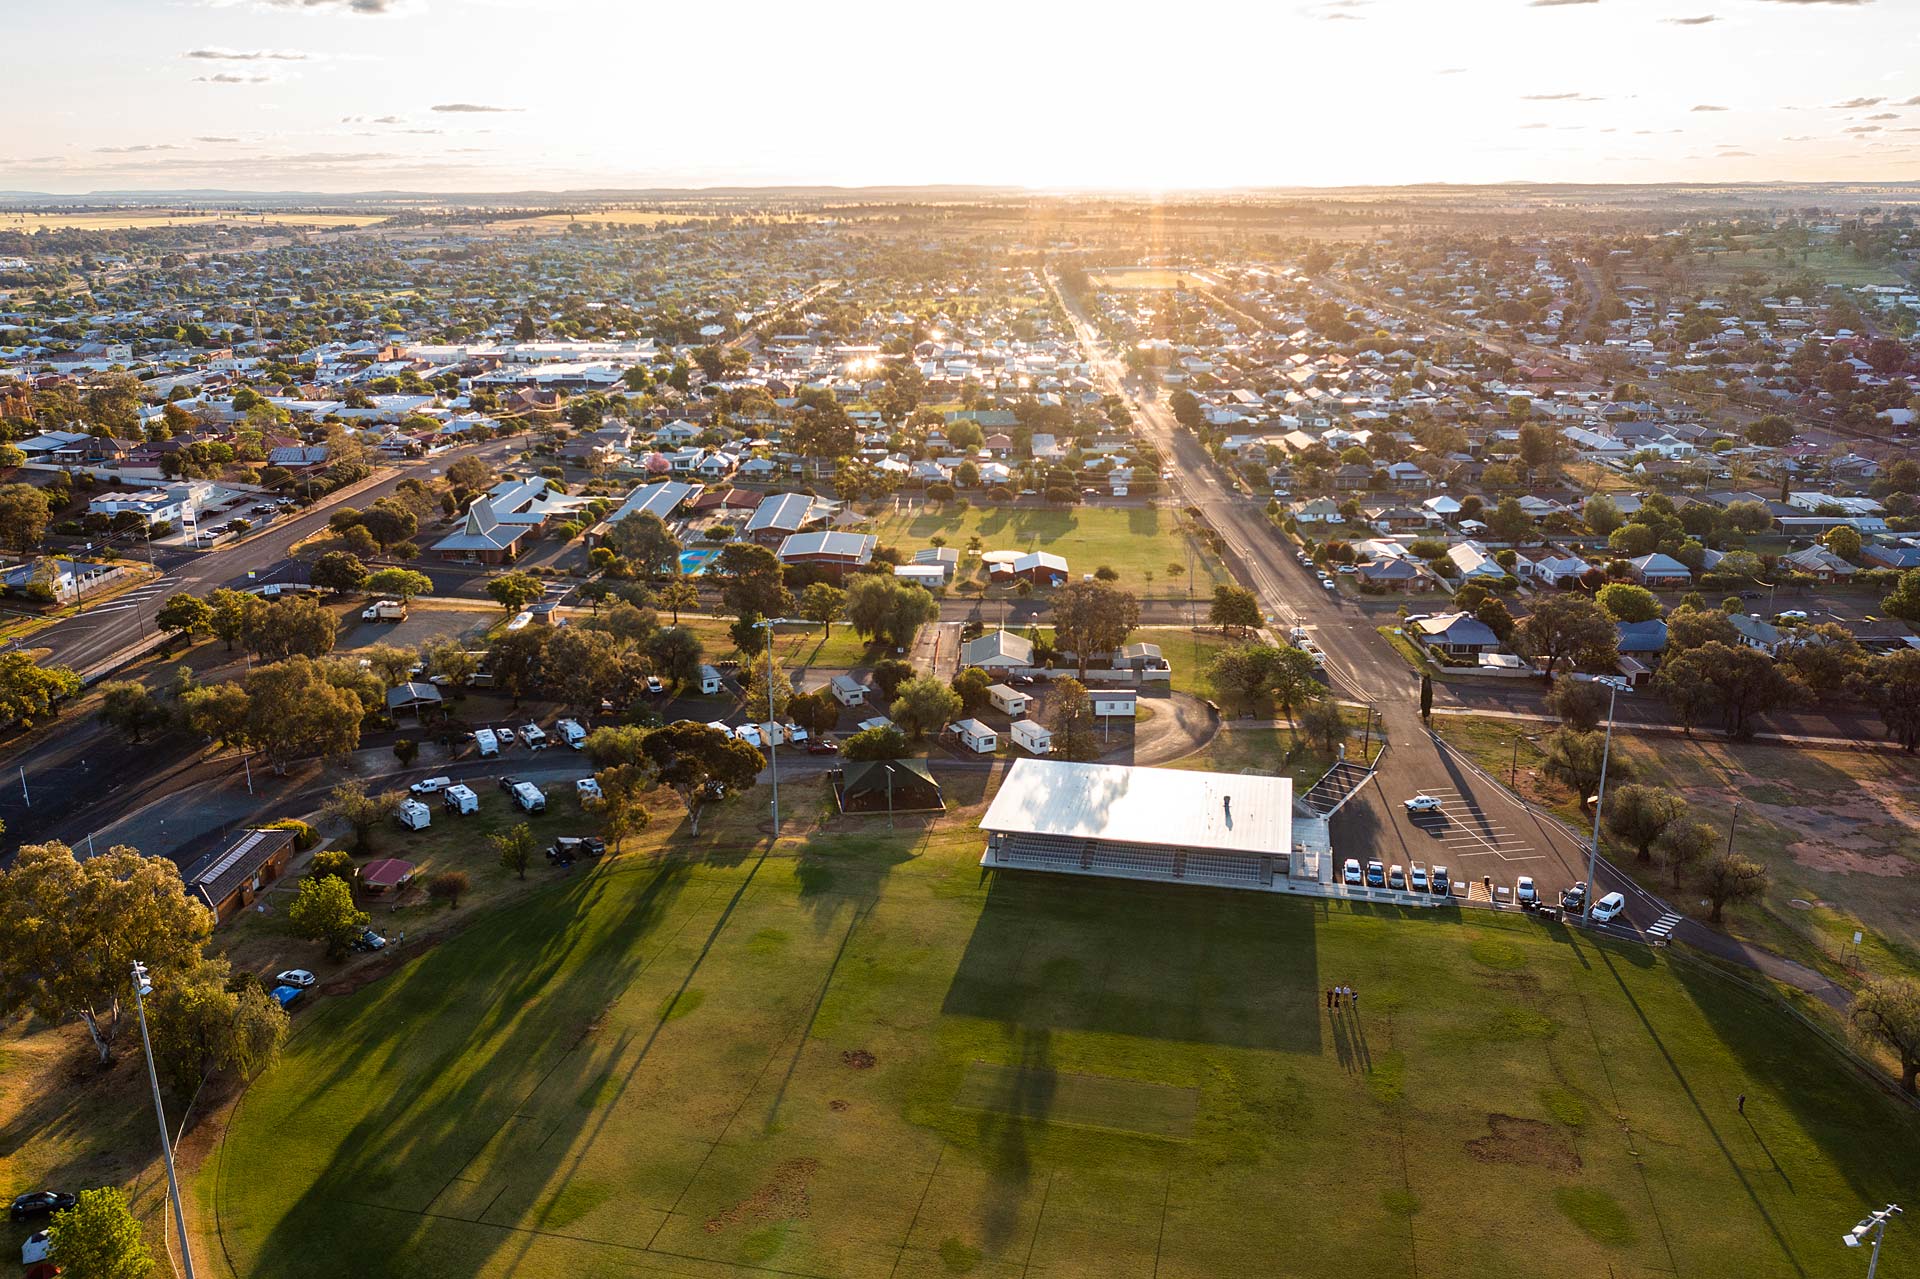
left=672, top=616, right=879, bottom=669
left=1684, top=244, right=1905, bottom=290
left=874, top=505, right=1229, bottom=598
left=197, top=813, right=1920, bottom=1279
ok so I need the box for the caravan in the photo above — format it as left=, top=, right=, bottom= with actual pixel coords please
left=556, top=718, right=587, bottom=750
left=443, top=784, right=479, bottom=815
left=522, top=723, right=550, bottom=752
left=474, top=728, right=500, bottom=757
left=395, top=798, right=432, bottom=831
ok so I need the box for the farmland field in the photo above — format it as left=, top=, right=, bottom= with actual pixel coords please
left=201, top=817, right=1920, bottom=1279
left=874, top=505, right=1229, bottom=596
left=1677, top=244, right=1905, bottom=290
left=0, top=209, right=387, bottom=231
left=1087, top=270, right=1211, bottom=291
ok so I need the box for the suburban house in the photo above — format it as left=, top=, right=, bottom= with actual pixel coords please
left=1781, top=544, right=1856, bottom=582
left=1863, top=543, right=1920, bottom=571
left=585, top=480, right=698, bottom=546
left=1007, top=550, right=1069, bottom=586
left=1626, top=553, right=1692, bottom=588
left=1355, top=556, right=1437, bottom=591
left=1729, top=614, right=1785, bottom=655
left=1293, top=498, right=1342, bottom=525
left=1515, top=547, right=1593, bottom=589
left=775, top=530, right=876, bottom=573
left=1446, top=541, right=1508, bottom=582
left=1412, top=613, right=1502, bottom=661
left=744, top=492, right=833, bottom=547
left=960, top=629, right=1034, bottom=672
left=187, top=827, right=298, bottom=925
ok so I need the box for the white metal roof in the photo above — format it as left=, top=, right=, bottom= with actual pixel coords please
left=982, top=759, right=1291, bottom=856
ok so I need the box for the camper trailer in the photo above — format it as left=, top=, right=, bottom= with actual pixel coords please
left=829, top=674, right=866, bottom=707
left=556, top=718, right=587, bottom=750
left=512, top=781, right=547, bottom=814
left=950, top=719, right=998, bottom=754
left=395, top=798, right=432, bottom=831
left=986, top=684, right=1029, bottom=717
left=1009, top=719, right=1052, bottom=755
left=443, top=784, right=479, bottom=815
left=474, top=728, right=500, bottom=757
left=521, top=723, right=549, bottom=752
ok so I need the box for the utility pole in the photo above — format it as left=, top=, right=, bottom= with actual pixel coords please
left=131, top=962, right=198, bottom=1279
left=1583, top=676, right=1627, bottom=925
left=1725, top=799, right=1742, bottom=858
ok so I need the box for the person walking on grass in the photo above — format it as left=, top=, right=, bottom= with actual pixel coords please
left=1326, top=987, right=1334, bottom=1010
left=1737, top=1093, right=1745, bottom=1116
left=1351, top=987, right=1360, bottom=1012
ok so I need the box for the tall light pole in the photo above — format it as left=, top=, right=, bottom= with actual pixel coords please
left=130, top=961, right=198, bottom=1279
left=752, top=617, right=801, bottom=838
left=1842, top=1204, right=1901, bottom=1278
left=1582, top=675, right=1628, bottom=925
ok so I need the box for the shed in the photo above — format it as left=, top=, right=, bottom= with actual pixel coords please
left=361, top=858, right=417, bottom=893
left=986, top=683, right=1029, bottom=717
left=1010, top=719, right=1052, bottom=755
left=187, top=828, right=298, bottom=924
left=837, top=759, right=944, bottom=814
left=950, top=718, right=998, bottom=753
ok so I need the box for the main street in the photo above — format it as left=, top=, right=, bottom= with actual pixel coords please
left=30, top=434, right=523, bottom=676
left=1050, top=273, right=1654, bottom=928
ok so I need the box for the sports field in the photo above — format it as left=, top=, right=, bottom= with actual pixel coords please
left=874, top=506, right=1228, bottom=596
left=203, top=827, right=1920, bottom=1279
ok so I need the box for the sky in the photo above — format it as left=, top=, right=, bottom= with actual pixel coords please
left=5, top=0, right=1920, bottom=194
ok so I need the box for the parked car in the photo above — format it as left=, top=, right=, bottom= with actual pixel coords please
left=1365, top=860, right=1385, bottom=888
left=352, top=929, right=388, bottom=952
left=1516, top=875, right=1538, bottom=905
left=1561, top=882, right=1588, bottom=911
left=494, top=727, right=517, bottom=745
left=409, top=776, right=452, bottom=796
left=1430, top=865, right=1450, bottom=896
left=1342, top=857, right=1362, bottom=886
left=269, top=985, right=303, bottom=1009
left=1409, top=863, right=1429, bottom=893
left=275, top=969, right=316, bottom=989
left=806, top=738, right=838, bottom=755
left=1387, top=864, right=1407, bottom=890
left=645, top=676, right=665, bottom=695
left=1321, top=578, right=1337, bottom=591
left=1590, top=892, right=1627, bottom=923
left=1775, top=610, right=1809, bottom=623
left=497, top=775, right=521, bottom=793
left=1403, top=794, right=1443, bottom=814
left=10, top=1191, right=75, bottom=1222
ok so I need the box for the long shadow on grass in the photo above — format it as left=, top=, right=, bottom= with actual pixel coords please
left=221, top=858, right=702, bottom=1279
left=943, top=872, right=1321, bottom=1054
left=1666, top=951, right=1920, bottom=1209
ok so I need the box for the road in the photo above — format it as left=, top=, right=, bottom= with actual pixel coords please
left=31, top=435, right=523, bottom=676
left=1050, top=271, right=1665, bottom=934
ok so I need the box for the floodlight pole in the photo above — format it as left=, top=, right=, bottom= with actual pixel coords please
left=1582, top=677, right=1624, bottom=926
left=1844, top=1204, right=1901, bottom=1279
left=131, top=962, right=198, bottom=1279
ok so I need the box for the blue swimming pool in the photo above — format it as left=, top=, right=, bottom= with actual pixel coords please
left=678, top=547, right=721, bottom=576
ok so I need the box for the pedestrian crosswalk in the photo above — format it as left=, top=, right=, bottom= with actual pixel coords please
left=81, top=578, right=172, bottom=615
left=1646, top=912, right=1682, bottom=940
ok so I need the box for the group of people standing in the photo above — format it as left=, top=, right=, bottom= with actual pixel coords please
left=1325, top=985, right=1359, bottom=1011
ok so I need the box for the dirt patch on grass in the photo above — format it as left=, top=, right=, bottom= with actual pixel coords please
left=317, top=936, right=441, bottom=997
left=1465, top=1113, right=1580, bottom=1173
left=842, top=1049, right=876, bottom=1069
left=1786, top=842, right=1912, bottom=877
left=703, top=1157, right=820, bottom=1233
left=828, top=1099, right=849, bottom=1113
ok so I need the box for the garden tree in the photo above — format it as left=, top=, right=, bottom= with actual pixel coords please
left=178, top=679, right=251, bottom=750
left=645, top=624, right=705, bottom=688
left=589, top=598, right=657, bottom=649
left=871, top=658, right=917, bottom=699
left=798, top=582, right=847, bottom=636
left=422, top=637, right=478, bottom=689
left=1205, top=643, right=1277, bottom=714
left=45, top=1186, right=152, bottom=1279
left=1597, top=583, right=1662, bottom=624
left=1473, top=596, right=1516, bottom=645
left=1420, top=673, right=1433, bottom=720
left=95, top=679, right=171, bottom=744
left=790, top=688, right=843, bottom=737
left=393, top=737, right=419, bottom=769
left=1776, top=624, right=1865, bottom=702
left=1298, top=696, right=1347, bottom=754
left=789, top=391, right=857, bottom=458
left=0, top=482, right=51, bottom=552
left=1724, top=500, right=1773, bottom=536
left=148, top=957, right=287, bottom=1094
left=1701, top=850, right=1769, bottom=925
left=245, top=656, right=368, bottom=770
left=358, top=643, right=417, bottom=688
left=640, top=721, right=766, bottom=836
left=310, top=550, right=370, bottom=595
left=716, top=543, right=793, bottom=619
left=1541, top=728, right=1621, bottom=799
left=242, top=595, right=337, bottom=661
left=843, top=574, right=939, bottom=649
left=356, top=497, right=418, bottom=550
left=1517, top=422, right=1561, bottom=479
left=366, top=567, right=433, bottom=601
left=0, top=652, right=80, bottom=727
left=156, top=591, right=213, bottom=641
left=1515, top=595, right=1617, bottom=681
left=842, top=724, right=911, bottom=760
left=1666, top=603, right=1740, bottom=652
left=445, top=455, right=493, bottom=491
left=1208, top=584, right=1262, bottom=633
left=1655, top=818, right=1718, bottom=890
left=427, top=870, right=470, bottom=909
left=487, top=570, right=545, bottom=615
left=486, top=627, right=551, bottom=706
left=1487, top=497, right=1532, bottom=544
left=322, top=779, right=400, bottom=854
left=1745, top=414, right=1795, bottom=448
left=1583, top=495, right=1623, bottom=537
left=891, top=676, right=963, bottom=740
left=587, top=763, right=654, bottom=851
left=1851, top=979, right=1920, bottom=1094
left=1882, top=568, right=1920, bottom=626
left=656, top=580, right=698, bottom=624
left=1822, top=524, right=1862, bottom=562
left=1607, top=523, right=1659, bottom=558
left=1854, top=649, right=1920, bottom=750
left=1167, top=388, right=1203, bottom=430
left=1051, top=580, right=1141, bottom=679
left=337, top=524, right=380, bottom=559
left=1546, top=677, right=1611, bottom=732
left=1604, top=783, right=1687, bottom=862
left=0, top=842, right=212, bottom=1063
left=308, top=849, right=356, bottom=882
left=206, top=587, right=259, bottom=650
left=1688, top=641, right=1795, bottom=738
left=607, top=511, right=682, bottom=578
left=289, top=874, right=369, bottom=958
left=741, top=649, right=796, bottom=721
left=492, top=823, right=537, bottom=880
left=545, top=627, right=626, bottom=712
left=952, top=666, right=993, bottom=714
left=1051, top=677, right=1101, bottom=762
left=1268, top=645, right=1322, bottom=730
left=583, top=724, right=650, bottom=769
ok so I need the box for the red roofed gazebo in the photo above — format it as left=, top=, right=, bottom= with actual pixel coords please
left=360, top=858, right=417, bottom=893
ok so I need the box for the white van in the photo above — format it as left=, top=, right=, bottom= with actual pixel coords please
left=512, top=781, right=546, bottom=814
left=1590, top=892, right=1627, bottom=923
left=474, top=728, right=499, bottom=757
left=443, top=783, right=479, bottom=815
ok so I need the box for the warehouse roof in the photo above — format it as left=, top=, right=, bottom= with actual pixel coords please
left=982, top=759, right=1291, bottom=857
